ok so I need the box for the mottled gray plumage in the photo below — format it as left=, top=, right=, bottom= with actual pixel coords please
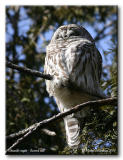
left=44, top=24, right=105, bottom=147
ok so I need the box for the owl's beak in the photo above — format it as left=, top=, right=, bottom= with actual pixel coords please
left=63, top=34, right=69, bottom=39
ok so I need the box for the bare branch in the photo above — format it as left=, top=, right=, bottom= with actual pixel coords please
left=7, top=130, right=32, bottom=153
left=6, top=97, right=117, bottom=153
left=6, top=61, right=53, bottom=80
left=7, top=125, right=56, bottom=140
left=41, top=129, right=56, bottom=136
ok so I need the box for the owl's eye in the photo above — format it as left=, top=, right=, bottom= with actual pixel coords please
left=56, top=34, right=62, bottom=40
left=69, top=30, right=80, bottom=37
left=69, top=32, right=76, bottom=36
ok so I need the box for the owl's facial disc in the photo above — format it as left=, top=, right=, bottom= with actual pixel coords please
left=51, top=24, right=94, bottom=43
left=55, top=27, right=81, bottom=41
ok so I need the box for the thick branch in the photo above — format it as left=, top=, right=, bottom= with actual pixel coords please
left=6, top=61, right=53, bottom=80
left=6, top=97, right=117, bottom=153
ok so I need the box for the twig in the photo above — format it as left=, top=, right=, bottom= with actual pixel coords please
left=6, top=129, right=56, bottom=153
left=41, top=128, right=56, bottom=136
left=6, top=97, right=117, bottom=153
left=7, top=129, right=32, bottom=153
left=7, top=127, right=56, bottom=153
left=6, top=61, right=53, bottom=80
left=7, top=126, right=56, bottom=140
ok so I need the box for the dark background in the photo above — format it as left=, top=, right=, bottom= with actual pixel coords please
left=6, top=6, right=118, bottom=155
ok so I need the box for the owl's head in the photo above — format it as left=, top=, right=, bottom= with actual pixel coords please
left=50, top=24, right=94, bottom=43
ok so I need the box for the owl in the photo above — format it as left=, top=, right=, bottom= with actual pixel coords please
left=44, top=24, right=106, bottom=148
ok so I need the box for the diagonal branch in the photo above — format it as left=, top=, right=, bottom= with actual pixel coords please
left=6, top=128, right=56, bottom=153
left=6, top=61, right=53, bottom=80
left=7, top=127, right=56, bottom=140
left=6, top=97, right=117, bottom=153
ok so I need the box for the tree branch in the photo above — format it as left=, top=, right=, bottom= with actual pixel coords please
left=6, top=128, right=56, bottom=153
left=7, top=127, right=56, bottom=140
left=6, top=61, right=53, bottom=80
left=6, top=97, right=117, bottom=153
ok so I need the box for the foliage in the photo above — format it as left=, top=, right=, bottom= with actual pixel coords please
left=6, top=6, right=118, bottom=155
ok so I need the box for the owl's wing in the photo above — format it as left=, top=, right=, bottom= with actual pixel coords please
left=63, top=42, right=105, bottom=98
left=96, top=49, right=102, bottom=82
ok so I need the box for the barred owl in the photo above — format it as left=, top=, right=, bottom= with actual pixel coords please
left=44, top=24, right=105, bottom=148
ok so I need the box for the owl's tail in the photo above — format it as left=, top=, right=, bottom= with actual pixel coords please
left=64, top=114, right=80, bottom=148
